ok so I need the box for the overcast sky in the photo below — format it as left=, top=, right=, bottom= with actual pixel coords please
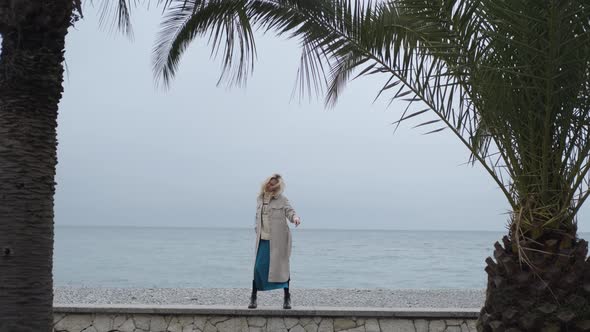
left=53, top=5, right=589, bottom=231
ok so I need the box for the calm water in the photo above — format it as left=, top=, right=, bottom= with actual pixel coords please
left=55, top=226, right=585, bottom=289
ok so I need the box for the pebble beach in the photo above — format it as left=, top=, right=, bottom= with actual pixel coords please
left=54, top=287, right=484, bottom=308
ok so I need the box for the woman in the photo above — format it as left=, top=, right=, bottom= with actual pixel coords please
left=249, top=174, right=301, bottom=309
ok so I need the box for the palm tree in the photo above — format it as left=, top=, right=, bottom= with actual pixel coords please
left=155, top=1, right=590, bottom=330
left=0, top=1, right=169, bottom=330
left=0, top=2, right=77, bottom=330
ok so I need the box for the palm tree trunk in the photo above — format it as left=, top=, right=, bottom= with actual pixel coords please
left=0, top=1, right=72, bottom=331
left=478, top=231, right=590, bottom=332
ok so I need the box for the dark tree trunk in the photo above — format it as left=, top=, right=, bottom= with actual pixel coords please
left=477, top=233, right=590, bottom=332
left=0, top=1, right=72, bottom=331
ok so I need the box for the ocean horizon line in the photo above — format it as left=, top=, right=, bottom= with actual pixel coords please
left=55, top=224, right=509, bottom=233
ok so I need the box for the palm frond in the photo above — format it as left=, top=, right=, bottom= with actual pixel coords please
left=89, top=0, right=178, bottom=37
left=154, top=0, right=590, bottom=238
left=94, top=0, right=137, bottom=37
left=153, top=0, right=256, bottom=88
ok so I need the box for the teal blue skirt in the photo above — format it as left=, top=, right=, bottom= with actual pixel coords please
left=254, top=240, right=289, bottom=291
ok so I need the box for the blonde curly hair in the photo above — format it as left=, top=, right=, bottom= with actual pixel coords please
left=258, top=173, right=285, bottom=197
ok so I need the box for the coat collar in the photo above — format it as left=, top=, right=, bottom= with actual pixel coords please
left=261, top=192, right=281, bottom=201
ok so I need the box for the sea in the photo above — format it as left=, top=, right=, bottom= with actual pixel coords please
left=54, top=226, right=588, bottom=289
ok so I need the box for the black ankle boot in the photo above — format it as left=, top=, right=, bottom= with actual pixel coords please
left=248, top=280, right=258, bottom=309
left=283, top=291, right=291, bottom=309
left=248, top=293, right=257, bottom=309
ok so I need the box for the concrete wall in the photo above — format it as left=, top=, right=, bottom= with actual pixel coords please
left=53, top=305, right=479, bottom=332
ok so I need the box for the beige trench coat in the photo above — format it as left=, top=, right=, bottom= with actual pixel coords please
left=254, top=194, right=297, bottom=283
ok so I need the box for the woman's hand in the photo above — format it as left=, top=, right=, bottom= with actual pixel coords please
left=293, top=216, right=301, bottom=227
